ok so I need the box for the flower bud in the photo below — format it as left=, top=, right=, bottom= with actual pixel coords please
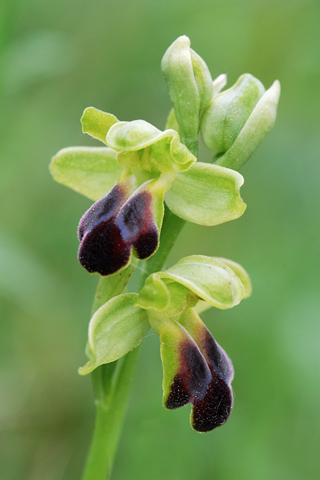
left=201, top=74, right=281, bottom=170
left=201, top=74, right=265, bottom=152
left=161, top=36, right=213, bottom=149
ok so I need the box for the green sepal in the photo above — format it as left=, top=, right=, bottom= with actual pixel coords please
left=50, top=146, right=121, bottom=201
left=165, top=162, right=246, bottom=226
left=215, top=80, right=281, bottom=171
left=106, top=120, right=196, bottom=173
left=216, top=257, right=252, bottom=298
left=135, top=272, right=170, bottom=312
left=81, top=107, right=118, bottom=144
left=160, top=255, right=246, bottom=309
left=195, top=257, right=251, bottom=313
left=137, top=255, right=247, bottom=312
left=79, top=293, right=149, bottom=375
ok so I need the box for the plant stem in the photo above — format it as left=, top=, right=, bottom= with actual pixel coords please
left=81, top=349, right=140, bottom=480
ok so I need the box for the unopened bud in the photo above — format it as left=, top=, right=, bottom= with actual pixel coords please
left=200, top=74, right=280, bottom=170
left=161, top=36, right=213, bottom=150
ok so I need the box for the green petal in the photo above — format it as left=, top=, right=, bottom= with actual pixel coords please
left=78, top=293, right=149, bottom=375
left=50, top=146, right=121, bottom=201
left=81, top=107, right=118, bottom=144
left=165, top=162, right=246, bottom=226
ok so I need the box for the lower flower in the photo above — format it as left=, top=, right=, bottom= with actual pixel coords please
left=160, top=309, right=233, bottom=432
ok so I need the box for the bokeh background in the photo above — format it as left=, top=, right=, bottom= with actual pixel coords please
left=1, top=0, right=320, bottom=479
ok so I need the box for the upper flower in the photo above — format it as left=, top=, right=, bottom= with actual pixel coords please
left=50, top=108, right=246, bottom=275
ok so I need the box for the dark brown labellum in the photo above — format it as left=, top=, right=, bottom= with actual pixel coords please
left=166, top=340, right=211, bottom=409
left=165, top=324, right=233, bottom=432
left=78, top=184, right=159, bottom=275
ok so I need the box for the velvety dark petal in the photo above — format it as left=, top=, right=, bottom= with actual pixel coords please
left=192, top=373, right=233, bottom=432
left=160, top=319, right=212, bottom=411
left=166, top=339, right=211, bottom=410
left=116, top=190, right=159, bottom=260
left=78, top=184, right=126, bottom=241
left=78, top=184, right=131, bottom=275
left=177, top=309, right=234, bottom=432
left=201, top=328, right=234, bottom=385
left=192, top=327, right=234, bottom=432
left=78, top=219, right=131, bottom=276
left=78, top=183, right=161, bottom=275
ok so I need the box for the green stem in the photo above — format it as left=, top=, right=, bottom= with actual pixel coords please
left=81, top=262, right=137, bottom=480
left=82, top=349, right=140, bottom=480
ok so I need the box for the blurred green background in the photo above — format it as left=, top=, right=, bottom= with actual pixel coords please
left=1, top=0, right=320, bottom=479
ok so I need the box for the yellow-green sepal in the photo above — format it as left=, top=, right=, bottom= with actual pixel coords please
left=137, top=255, right=249, bottom=313
left=216, top=257, right=252, bottom=298
left=50, top=146, right=121, bottom=201
left=158, top=255, right=246, bottom=309
left=165, top=162, right=246, bottom=226
left=79, top=293, right=149, bottom=375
